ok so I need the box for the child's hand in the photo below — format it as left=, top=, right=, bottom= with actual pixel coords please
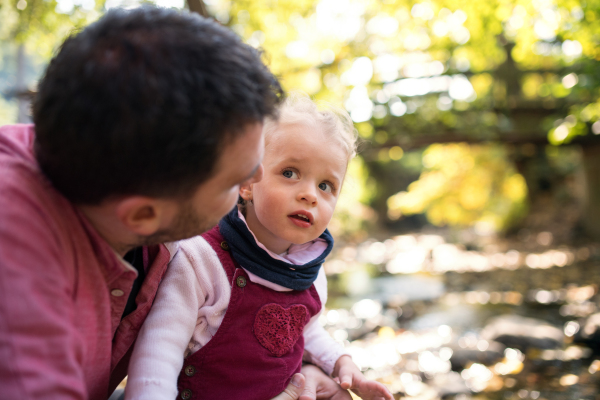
left=333, top=356, right=394, bottom=400
left=300, top=364, right=352, bottom=400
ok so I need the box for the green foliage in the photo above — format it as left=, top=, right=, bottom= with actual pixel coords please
left=0, top=96, right=18, bottom=126
left=0, top=0, right=101, bottom=57
left=5, top=0, right=599, bottom=233
left=387, top=143, right=528, bottom=232
left=206, top=0, right=597, bottom=232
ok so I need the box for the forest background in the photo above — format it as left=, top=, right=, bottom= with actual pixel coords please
left=1, top=0, right=600, bottom=243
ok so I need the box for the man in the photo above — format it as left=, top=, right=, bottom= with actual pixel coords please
left=0, top=7, right=350, bottom=400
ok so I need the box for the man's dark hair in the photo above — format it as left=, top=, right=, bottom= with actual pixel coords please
left=33, top=6, right=283, bottom=204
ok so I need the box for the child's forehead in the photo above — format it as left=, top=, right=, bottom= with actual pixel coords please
left=268, top=123, right=345, bottom=155
left=264, top=124, right=348, bottom=175
left=266, top=121, right=337, bottom=149
left=266, top=120, right=318, bottom=138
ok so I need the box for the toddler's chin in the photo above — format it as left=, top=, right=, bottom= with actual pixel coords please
left=290, top=235, right=320, bottom=246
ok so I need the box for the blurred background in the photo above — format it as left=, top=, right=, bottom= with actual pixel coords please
left=3, top=0, right=600, bottom=398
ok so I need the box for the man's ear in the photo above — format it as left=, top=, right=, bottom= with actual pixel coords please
left=239, top=183, right=253, bottom=202
left=114, top=196, right=171, bottom=236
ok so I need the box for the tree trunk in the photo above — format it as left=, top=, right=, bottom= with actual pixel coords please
left=16, top=44, right=29, bottom=123
left=186, top=0, right=208, bottom=17
left=581, top=144, right=600, bottom=240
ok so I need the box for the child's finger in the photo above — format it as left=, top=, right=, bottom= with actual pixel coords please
left=339, top=373, right=353, bottom=390
left=380, top=384, right=394, bottom=400
left=357, top=380, right=393, bottom=400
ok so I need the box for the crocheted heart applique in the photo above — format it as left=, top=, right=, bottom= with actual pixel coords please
left=253, top=303, right=309, bottom=357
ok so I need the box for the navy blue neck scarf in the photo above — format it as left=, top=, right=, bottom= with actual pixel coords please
left=218, top=207, right=334, bottom=291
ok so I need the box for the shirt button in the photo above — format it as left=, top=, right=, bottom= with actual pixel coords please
left=220, top=241, right=230, bottom=251
left=111, top=289, right=125, bottom=297
left=184, top=365, right=196, bottom=377
left=236, top=276, right=247, bottom=288
left=180, top=389, right=192, bottom=400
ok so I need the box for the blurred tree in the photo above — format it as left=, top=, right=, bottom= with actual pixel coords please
left=0, top=0, right=103, bottom=122
left=387, top=143, right=528, bottom=232
left=207, top=0, right=600, bottom=237
left=4, top=0, right=599, bottom=237
left=0, top=0, right=207, bottom=122
left=186, top=0, right=207, bottom=16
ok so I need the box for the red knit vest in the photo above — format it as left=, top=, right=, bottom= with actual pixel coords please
left=176, top=226, right=322, bottom=400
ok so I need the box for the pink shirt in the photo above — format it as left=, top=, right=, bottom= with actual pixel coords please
left=0, top=124, right=170, bottom=400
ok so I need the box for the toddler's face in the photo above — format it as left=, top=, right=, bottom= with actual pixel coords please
left=242, top=122, right=348, bottom=254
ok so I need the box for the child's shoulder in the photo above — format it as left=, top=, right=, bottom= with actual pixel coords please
left=167, top=233, right=215, bottom=260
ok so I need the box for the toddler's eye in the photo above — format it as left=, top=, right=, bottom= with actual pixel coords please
left=283, top=170, right=298, bottom=179
left=318, top=182, right=332, bottom=193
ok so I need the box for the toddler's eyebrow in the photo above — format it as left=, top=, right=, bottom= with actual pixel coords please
left=283, top=156, right=304, bottom=164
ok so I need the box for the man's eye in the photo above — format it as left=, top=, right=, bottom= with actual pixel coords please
left=319, top=182, right=332, bottom=193
left=283, top=170, right=298, bottom=179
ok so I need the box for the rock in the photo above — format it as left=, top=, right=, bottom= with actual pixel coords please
left=573, top=313, right=600, bottom=354
left=450, top=341, right=505, bottom=370
left=480, top=315, right=563, bottom=350
left=370, top=275, right=445, bottom=303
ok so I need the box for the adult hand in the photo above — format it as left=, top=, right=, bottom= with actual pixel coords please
left=271, top=374, right=306, bottom=400
left=299, top=364, right=352, bottom=400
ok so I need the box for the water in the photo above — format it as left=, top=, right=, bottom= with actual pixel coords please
left=323, top=231, right=600, bottom=399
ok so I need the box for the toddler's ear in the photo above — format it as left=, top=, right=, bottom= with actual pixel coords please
left=239, top=184, right=253, bottom=201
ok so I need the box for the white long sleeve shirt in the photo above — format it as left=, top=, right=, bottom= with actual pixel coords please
left=125, top=233, right=347, bottom=400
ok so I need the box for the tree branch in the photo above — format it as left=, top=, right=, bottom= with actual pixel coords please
left=363, top=131, right=600, bottom=154
left=186, top=0, right=209, bottom=17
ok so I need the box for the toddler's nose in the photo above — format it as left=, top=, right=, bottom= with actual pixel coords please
left=297, top=184, right=317, bottom=205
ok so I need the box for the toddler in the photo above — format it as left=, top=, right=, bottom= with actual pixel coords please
left=125, top=95, right=393, bottom=400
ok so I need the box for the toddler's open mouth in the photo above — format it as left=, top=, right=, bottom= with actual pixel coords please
left=288, top=211, right=313, bottom=228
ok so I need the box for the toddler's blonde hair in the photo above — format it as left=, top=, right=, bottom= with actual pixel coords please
left=263, top=93, right=358, bottom=162
left=238, top=94, right=357, bottom=209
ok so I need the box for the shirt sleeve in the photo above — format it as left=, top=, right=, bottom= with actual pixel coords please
left=125, top=236, right=228, bottom=400
left=302, top=269, right=349, bottom=376
left=0, top=184, right=87, bottom=399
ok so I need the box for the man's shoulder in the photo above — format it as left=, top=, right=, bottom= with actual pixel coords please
left=1, top=124, right=58, bottom=201
left=0, top=124, right=36, bottom=160
left=0, top=124, right=81, bottom=248
left=0, top=124, right=40, bottom=185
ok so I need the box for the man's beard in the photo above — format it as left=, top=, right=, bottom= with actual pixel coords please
left=135, top=202, right=219, bottom=247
